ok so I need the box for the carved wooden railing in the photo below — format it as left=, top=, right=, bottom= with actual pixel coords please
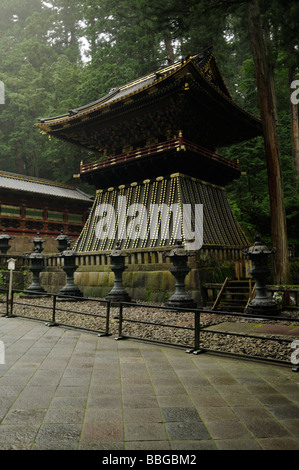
left=80, top=138, right=240, bottom=174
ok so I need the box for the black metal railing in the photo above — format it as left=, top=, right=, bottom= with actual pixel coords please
left=0, top=288, right=111, bottom=337
left=116, top=302, right=200, bottom=353
left=1, top=288, right=299, bottom=369
left=115, top=301, right=299, bottom=368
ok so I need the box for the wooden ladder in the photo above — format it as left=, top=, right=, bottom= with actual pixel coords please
left=212, top=278, right=256, bottom=313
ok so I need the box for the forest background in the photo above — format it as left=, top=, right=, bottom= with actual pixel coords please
left=0, top=0, right=298, bottom=266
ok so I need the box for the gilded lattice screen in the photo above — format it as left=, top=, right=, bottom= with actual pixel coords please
left=73, top=173, right=248, bottom=253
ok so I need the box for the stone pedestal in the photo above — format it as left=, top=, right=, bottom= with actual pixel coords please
left=55, top=230, right=70, bottom=254
left=106, top=243, right=131, bottom=304
left=164, top=242, right=197, bottom=309
left=25, top=233, right=46, bottom=295
left=243, top=233, right=280, bottom=316
left=58, top=249, right=83, bottom=298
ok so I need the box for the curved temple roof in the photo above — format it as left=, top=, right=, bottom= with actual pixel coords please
left=0, top=171, right=93, bottom=202
left=35, top=49, right=262, bottom=156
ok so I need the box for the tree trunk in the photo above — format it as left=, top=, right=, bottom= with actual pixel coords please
left=164, top=34, right=175, bottom=64
left=247, top=0, right=289, bottom=284
left=90, top=17, right=97, bottom=61
left=16, top=148, right=25, bottom=175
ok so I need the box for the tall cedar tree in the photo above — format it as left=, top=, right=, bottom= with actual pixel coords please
left=247, top=0, right=289, bottom=283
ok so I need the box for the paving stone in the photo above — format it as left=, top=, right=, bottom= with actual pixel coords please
left=80, top=422, right=124, bottom=442
left=157, top=394, right=194, bottom=408
left=265, top=404, right=299, bottom=420
left=123, top=393, right=159, bottom=409
left=152, top=384, right=187, bottom=396
left=257, top=437, right=299, bottom=450
left=2, top=409, right=46, bottom=425
left=279, top=419, right=299, bottom=436
left=125, top=422, right=168, bottom=441
left=165, top=421, right=211, bottom=440
left=121, top=384, right=154, bottom=396
left=170, top=440, right=217, bottom=450
left=245, top=384, right=279, bottom=395
left=196, top=406, right=239, bottom=422
left=54, top=385, right=90, bottom=397
left=232, top=405, right=273, bottom=421
left=32, top=441, right=78, bottom=450
left=126, top=440, right=171, bottom=450
left=84, top=408, right=124, bottom=424
left=191, top=392, right=228, bottom=407
left=10, top=394, right=52, bottom=410
left=43, top=408, right=84, bottom=424
left=123, top=407, right=163, bottom=423
left=78, top=442, right=124, bottom=450
left=161, top=407, right=202, bottom=422
left=244, top=418, right=291, bottom=438
left=215, top=439, right=262, bottom=450
left=49, top=396, right=87, bottom=409
left=0, top=443, right=32, bottom=450
left=1, top=316, right=299, bottom=451
left=35, top=423, right=82, bottom=444
left=0, top=424, right=39, bottom=444
left=256, top=394, right=294, bottom=405
left=206, top=421, right=251, bottom=440
left=273, top=384, right=299, bottom=395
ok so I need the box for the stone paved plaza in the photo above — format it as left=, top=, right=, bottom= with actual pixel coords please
left=1, top=315, right=299, bottom=450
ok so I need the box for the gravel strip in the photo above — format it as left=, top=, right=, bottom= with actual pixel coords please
left=2, top=295, right=299, bottom=364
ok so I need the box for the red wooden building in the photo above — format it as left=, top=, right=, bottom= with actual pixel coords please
left=0, top=170, right=93, bottom=253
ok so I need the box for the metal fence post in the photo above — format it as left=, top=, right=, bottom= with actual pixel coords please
left=6, top=289, right=14, bottom=318
left=105, top=300, right=111, bottom=336
left=98, top=300, right=111, bottom=337
left=46, top=294, right=57, bottom=327
left=115, top=302, right=123, bottom=340
left=5, top=289, right=9, bottom=316
left=192, top=310, right=201, bottom=354
left=185, top=309, right=200, bottom=354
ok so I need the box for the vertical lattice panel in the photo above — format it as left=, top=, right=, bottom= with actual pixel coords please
left=74, top=173, right=248, bottom=253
